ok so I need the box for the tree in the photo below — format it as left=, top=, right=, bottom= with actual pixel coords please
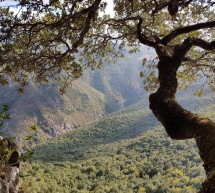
left=0, top=0, right=214, bottom=192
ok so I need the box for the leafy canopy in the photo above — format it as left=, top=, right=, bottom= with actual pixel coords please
left=0, top=0, right=214, bottom=92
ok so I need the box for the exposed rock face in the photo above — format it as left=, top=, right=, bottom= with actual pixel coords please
left=0, top=166, right=19, bottom=193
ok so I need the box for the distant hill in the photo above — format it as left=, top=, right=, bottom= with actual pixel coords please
left=1, top=48, right=148, bottom=143
left=1, top=46, right=214, bottom=146
left=84, top=52, right=147, bottom=112
left=1, top=80, right=106, bottom=142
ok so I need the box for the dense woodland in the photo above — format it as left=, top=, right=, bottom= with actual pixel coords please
left=20, top=128, right=205, bottom=193
left=19, top=90, right=214, bottom=193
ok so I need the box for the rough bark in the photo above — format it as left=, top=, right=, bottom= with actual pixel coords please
left=0, top=166, right=19, bottom=193
left=0, top=139, right=19, bottom=193
left=149, top=57, right=215, bottom=192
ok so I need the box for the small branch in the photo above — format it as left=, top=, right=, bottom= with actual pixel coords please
left=106, top=16, right=159, bottom=47
left=136, top=16, right=157, bottom=47
left=151, top=1, right=169, bottom=15
left=152, top=0, right=194, bottom=15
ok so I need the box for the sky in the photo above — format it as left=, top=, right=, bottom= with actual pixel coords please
left=0, top=0, right=112, bottom=7
left=105, top=0, right=114, bottom=16
left=0, top=0, right=49, bottom=6
left=0, top=0, right=114, bottom=18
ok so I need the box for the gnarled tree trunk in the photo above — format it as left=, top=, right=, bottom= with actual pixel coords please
left=149, top=57, right=215, bottom=192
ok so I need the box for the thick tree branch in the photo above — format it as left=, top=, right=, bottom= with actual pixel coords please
left=160, top=21, right=215, bottom=45
left=71, top=0, right=102, bottom=52
left=172, top=38, right=215, bottom=61
left=189, top=38, right=215, bottom=50
left=149, top=57, right=215, bottom=182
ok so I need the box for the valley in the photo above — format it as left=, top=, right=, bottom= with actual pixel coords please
left=0, top=48, right=147, bottom=145
left=19, top=92, right=214, bottom=193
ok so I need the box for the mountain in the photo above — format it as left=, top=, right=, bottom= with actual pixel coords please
left=0, top=48, right=148, bottom=144
left=84, top=52, right=147, bottom=112
left=19, top=91, right=214, bottom=193
left=1, top=45, right=213, bottom=146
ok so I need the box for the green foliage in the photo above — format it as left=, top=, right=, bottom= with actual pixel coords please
left=0, top=104, right=10, bottom=128
left=19, top=93, right=215, bottom=192
left=21, top=128, right=205, bottom=193
left=0, top=105, right=19, bottom=176
left=0, top=0, right=214, bottom=92
left=0, top=105, right=14, bottom=162
left=33, top=101, right=158, bottom=162
left=19, top=150, right=34, bottom=163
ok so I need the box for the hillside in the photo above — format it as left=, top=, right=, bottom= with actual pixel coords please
left=0, top=80, right=106, bottom=143
left=18, top=89, right=215, bottom=193
left=0, top=48, right=147, bottom=143
left=21, top=128, right=205, bottom=193
left=32, top=88, right=215, bottom=163
left=84, top=53, right=146, bottom=111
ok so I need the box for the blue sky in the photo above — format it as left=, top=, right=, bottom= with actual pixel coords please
left=0, top=0, right=49, bottom=6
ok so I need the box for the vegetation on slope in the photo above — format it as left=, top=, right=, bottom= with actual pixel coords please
left=19, top=90, right=214, bottom=193
left=1, top=48, right=148, bottom=144
left=0, top=80, right=106, bottom=144
left=21, top=128, right=205, bottom=193
left=84, top=48, right=150, bottom=112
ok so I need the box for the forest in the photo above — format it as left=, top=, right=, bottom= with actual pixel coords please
left=19, top=89, right=214, bottom=193
left=20, top=128, right=205, bottom=193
